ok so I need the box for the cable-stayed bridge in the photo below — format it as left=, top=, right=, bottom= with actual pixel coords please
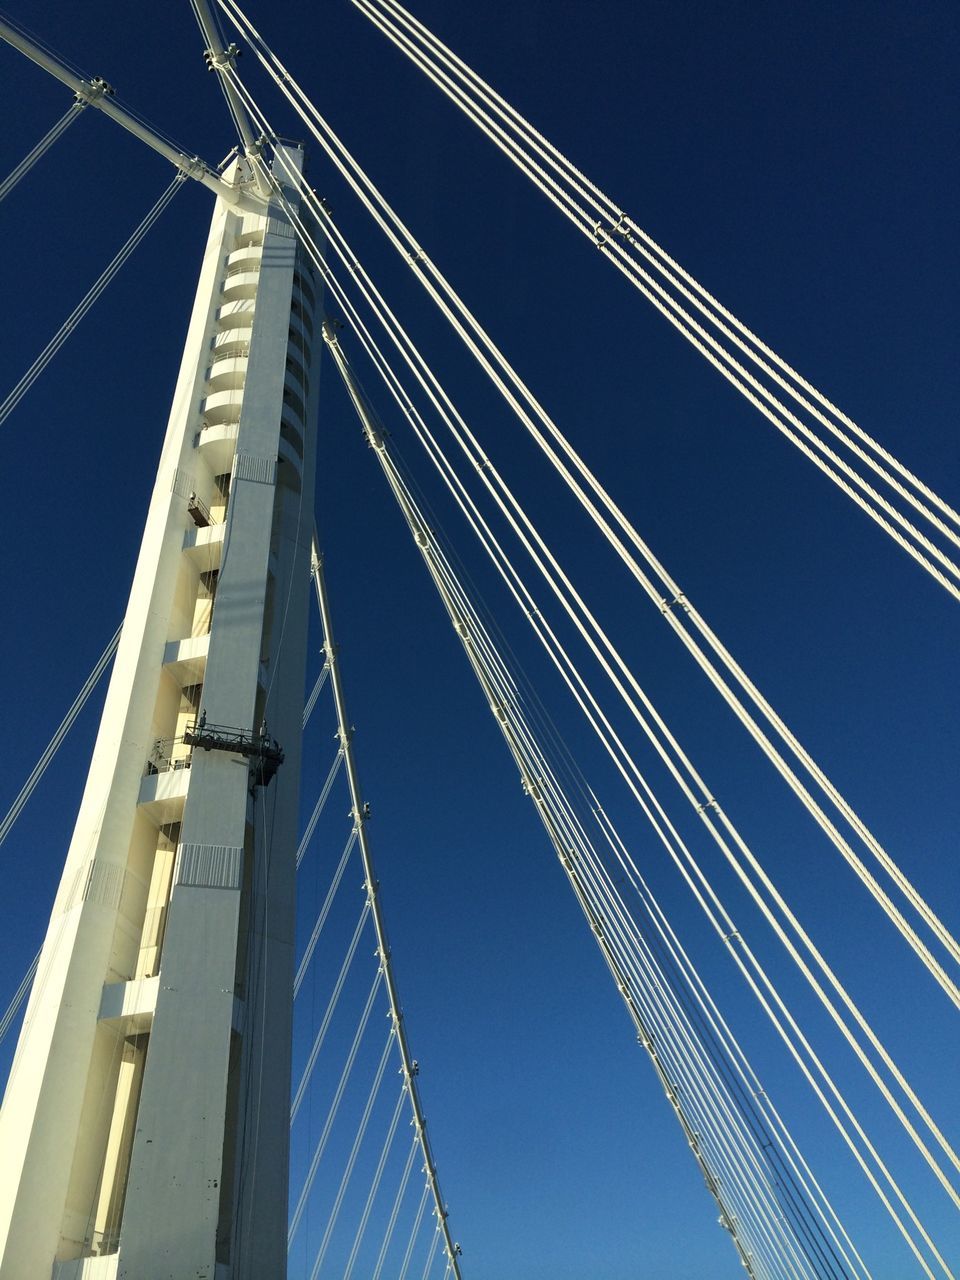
left=0, top=3, right=957, bottom=1277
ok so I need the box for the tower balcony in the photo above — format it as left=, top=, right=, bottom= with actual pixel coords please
left=287, top=317, right=311, bottom=362
left=98, top=975, right=159, bottom=1034
left=137, top=764, right=190, bottom=828
left=221, top=270, right=260, bottom=302
left=277, top=434, right=303, bottom=487
left=285, top=354, right=308, bottom=395
left=226, top=244, right=263, bottom=274
left=289, top=303, right=314, bottom=342
left=280, top=415, right=304, bottom=459
left=216, top=298, right=255, bottom=331
left=182, top=521, right=226, bottom=571
left=197, top=421, right=239, bottom=475
left=292, top=271, right=316, bottom=313
left=281, top=376, right=306, bottom=425
left=202, top=388, right=244, bottom=426
left=163, top=632, right=210, bottom=687
left=211, top=328, right=251, bottom=361
left=207, top=354, right=248, bottom=394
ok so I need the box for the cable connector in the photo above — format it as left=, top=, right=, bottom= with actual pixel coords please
left=75, top=76, right=113, bottom=106
left=594, top=214, right=630, bottom=246
left=203, top=41, right=241, bottom=73
left=659, top=592, right=689, bottom=615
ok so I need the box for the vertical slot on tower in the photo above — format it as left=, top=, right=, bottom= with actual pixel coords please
left=134, top=821, right=180, bottom=980
left=86, top=1031, right=150, bottom=1258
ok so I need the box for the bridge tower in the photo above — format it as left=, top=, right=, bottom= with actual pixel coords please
left=0, top=148, right=320, bottom=1279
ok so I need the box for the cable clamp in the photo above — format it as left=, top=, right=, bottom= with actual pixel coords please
left=659, top=592, right=689, bottom=615
left=175, top=155, right=208, bottom=184
left=203, top=42, right=241, bottom=73
left=75, top=76, right=114, bottom=106
left=594, top=214, right=630, bottom=246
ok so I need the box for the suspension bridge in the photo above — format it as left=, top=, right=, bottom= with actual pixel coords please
left=0, top=2, right=956, bottom=1277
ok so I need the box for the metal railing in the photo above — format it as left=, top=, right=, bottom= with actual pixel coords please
left=211, top=342, right=250, bottom=361
left=183, top=719, right=284, bottom=789
left=144, top=736, right=192, bottom=777
left=223, top=259, right=261, bottom=279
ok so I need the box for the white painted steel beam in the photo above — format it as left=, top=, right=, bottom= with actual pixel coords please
left=0, top=16, right=242, bottom=203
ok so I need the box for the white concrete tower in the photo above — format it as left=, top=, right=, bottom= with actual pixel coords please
left=0, top=148, right=319, bottom=1279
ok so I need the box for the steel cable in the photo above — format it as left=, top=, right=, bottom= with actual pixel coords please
left=0, top=100, right=84, bottom=204
left=0, top=176, right=184, bottom=428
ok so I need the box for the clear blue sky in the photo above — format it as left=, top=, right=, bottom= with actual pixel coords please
left=0, top=2, right=957, bottom=1276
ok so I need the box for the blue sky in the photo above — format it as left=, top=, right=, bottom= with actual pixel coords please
left=0, top=1, right=958, bottom=1276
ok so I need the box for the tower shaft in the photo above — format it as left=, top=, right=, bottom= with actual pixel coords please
left=0, top=151, right=319, bottom=1279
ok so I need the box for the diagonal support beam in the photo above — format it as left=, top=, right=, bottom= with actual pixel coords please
left=0, top=14, right=244, bottom=203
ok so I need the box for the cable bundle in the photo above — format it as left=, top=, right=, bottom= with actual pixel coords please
left=200, top=26, right=960, bottom=1267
